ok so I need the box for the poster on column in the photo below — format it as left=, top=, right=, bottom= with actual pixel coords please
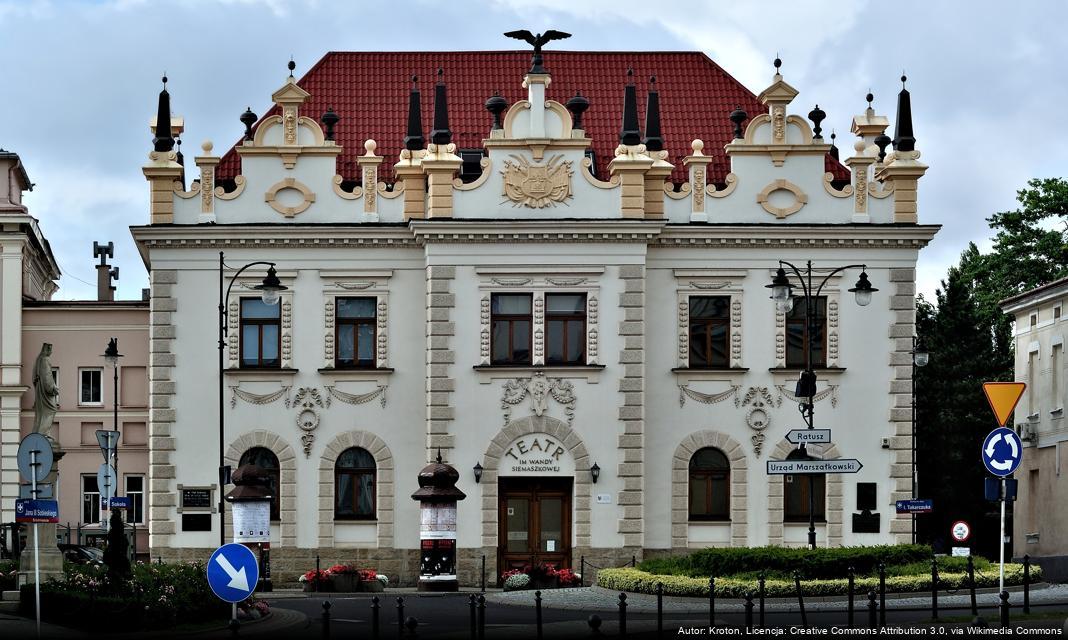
left=232, top=501, right=271, bottom=543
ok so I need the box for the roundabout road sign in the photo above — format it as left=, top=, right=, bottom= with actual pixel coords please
left=951, top=520, right=971, bottom=542
left=982, top=427, right=1022, bottom=477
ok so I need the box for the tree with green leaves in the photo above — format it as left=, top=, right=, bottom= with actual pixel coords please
left=102, top=509, right=130, bottom=582
left=916, top=178, right=1067, bottom=558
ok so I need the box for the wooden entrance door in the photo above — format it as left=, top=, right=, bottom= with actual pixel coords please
left=499, top=478, right=572, bottom=577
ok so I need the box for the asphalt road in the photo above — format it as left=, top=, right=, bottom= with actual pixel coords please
left=270, top=593, right=1068, bottom=639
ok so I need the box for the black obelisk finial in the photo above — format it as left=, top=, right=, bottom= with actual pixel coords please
left=152, top=75, right=175, bottom=153
left=892, top=74, right=915, bottom=152
left=620, top=68, right=641, bottom=146
left=642, top=75, right=664, bottom=152
left=403, top=75, right=425, bottom=151
left=430, top=68, right=452, bottom=146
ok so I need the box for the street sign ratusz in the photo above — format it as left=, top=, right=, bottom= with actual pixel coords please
left=207, top=543, right=259, bottom=603
left=785, top=429, right=831, bottom=444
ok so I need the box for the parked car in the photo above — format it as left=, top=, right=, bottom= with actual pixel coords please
left=59, top=544, right=104, bottom=566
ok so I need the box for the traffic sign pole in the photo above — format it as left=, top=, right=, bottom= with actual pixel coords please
left=999, top=479, right=1006, bottom=594
left=31, top=448, right=41, bottom=638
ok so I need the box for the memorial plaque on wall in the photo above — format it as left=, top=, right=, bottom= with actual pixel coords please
left=181, top=488, right=212, bottom=510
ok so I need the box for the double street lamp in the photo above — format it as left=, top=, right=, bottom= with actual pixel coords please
left=102, top=338, right=122, bottom=533
left=217, top=252, right=287, bottom=545
left=767, top=261, right=878, bottom=550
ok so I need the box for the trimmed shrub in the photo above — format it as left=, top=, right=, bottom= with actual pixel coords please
left=504, top=573, right=531, bottom=591
left=0, top=560, right=16, bottom=591
left=639, top=545, right=933, bottom=579
left=598, top=562, right=1040, bottom=598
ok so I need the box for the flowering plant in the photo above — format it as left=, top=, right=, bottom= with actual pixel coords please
left=328, top=564, right=359, bottom=575
left=357, top=568, right=378, bottom=582
left=501, top=568, right=524, bottom=581
left=555, top=568, right=581, bottom=587
left=299, top=569, right=331, bottom=583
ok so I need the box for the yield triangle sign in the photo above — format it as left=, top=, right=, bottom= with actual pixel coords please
left=982, top=382, right=1026, bottom=427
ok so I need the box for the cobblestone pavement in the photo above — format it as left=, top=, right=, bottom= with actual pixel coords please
left=485, top=583, right=1068, bottom=613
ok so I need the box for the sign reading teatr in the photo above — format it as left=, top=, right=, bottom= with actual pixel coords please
left=501, top=434, right=574, bottom=476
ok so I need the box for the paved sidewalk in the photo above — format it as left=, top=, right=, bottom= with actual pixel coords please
left=486, top=583, right=1068, bottom=613
left=0, top=612, right=86, bottom=639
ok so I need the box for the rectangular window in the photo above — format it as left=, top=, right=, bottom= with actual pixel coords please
left=1055, top=306, right=1062, bottom=321
left=335, top=297, right=377, bottom=368
left=79, top=368, right=103, bottom=405
left=689, top=296, right=730, bottom=368
left=1053, top=344, right=1063, bottom=411
left=82, top=475, right=101, bottom=524
left=546, top=293, right=586, bottom=365
left=1028, top=352, right=1037, bottom=414
left=784, top=475, right=826, bottom=522
left=240, top=298, right=281, bottom=368
left=785, top=297, right=827, bottom=368
left=491, top=293, right=532, bottom=365
left=458, top=149, right=485, bottom=184
left=1030, top=314, right=1038, bottom=328
left=125, top=475, right=145, bottom=525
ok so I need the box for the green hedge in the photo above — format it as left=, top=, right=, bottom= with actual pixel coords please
left=638, top=545, right=933, bottom=580
left=598, top=563, right=1040, bottom=598
left=0, top=559, right=15, bottom=591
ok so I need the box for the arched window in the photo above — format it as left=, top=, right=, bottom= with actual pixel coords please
left=689, top=447, right=730, bottom=520
left=784, top=448, right=826, bottom=522
left=239, top=447, right=280, bottom=521
left=335, top=447, right=376, bottom=520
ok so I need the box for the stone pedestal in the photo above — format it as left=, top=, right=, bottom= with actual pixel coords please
left=18, top=448, right=65, bottom=587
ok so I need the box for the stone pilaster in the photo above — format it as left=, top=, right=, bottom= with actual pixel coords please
left=876, top=152, right=927, bottom=224
left=426, top=265, right=456, bottom=459
left=609, top=146, right=654, bottom=219
left=887, top=267, right=917, bottom=542
left=395, top=150, right=426, bottom=220
left=422, top=144, right=462, bottom=219
left=616, top=264, right=645, bottom=547
left=147, top=269, right=178, bottom=551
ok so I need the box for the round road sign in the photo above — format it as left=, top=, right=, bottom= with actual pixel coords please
left=951, top=520, right=971, bottom=542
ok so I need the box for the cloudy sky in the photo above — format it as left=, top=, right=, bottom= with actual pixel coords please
left=1, top=0, right=1063, bottom=300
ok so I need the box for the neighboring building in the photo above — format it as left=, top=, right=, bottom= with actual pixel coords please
left=133, top=45, right=937, bottom=585
left=1001, top=276, right=1068, bottom=568
left=0, top=147, right=149, bottom=559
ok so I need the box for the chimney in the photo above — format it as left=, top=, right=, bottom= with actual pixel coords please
left=93, top=241, right=117, bottom=301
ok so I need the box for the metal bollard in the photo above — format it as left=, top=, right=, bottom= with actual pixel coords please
left=228, top=618, right=241, bottom=637
left=1024, top=555, right=1031, bottom=614
left=321, top=601, right=331, bottom=639
left=931, top=558, right=939, bottom=621
left=581, top=555, right=586, bottom=588
left=372, top=596, right=381, bottom=640
left=477, top=594, right=486, bottom=640
left=878, top=562, right=886, bottom=629
left=847, top=566, right=855, bottom=628
left=588, top=614, right=602, bottom=634
left=968, top=555, right=978, bottom=616
left=468, top=594, right=477, bottom=640
left=631, top=554, right=637, bottom=568
left=1000, top=590, right=1010, bottom=628
left=708, top=577, right=716, bottom=628
left=794, top=571, right=807, bottom=629
left=867, top=591, right=877, bottom=629
left=396, top=597, right=405, bottom=633
left=481, top=554, right=486, bottom=593
left=315, top=555, right=321, bottom=593
left=656, top=583, right=663, bottom=638
left=618, top=592, right=628, bottom=638
left=743, top=591, right=754, bottom=631
left=404, top=617, right=418, bottom=636
left=535, top=590, right=544, bottom=640
left=758, top=573, right=766, bottom=627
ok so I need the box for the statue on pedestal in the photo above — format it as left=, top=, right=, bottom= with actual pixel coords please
left=32, top=343, right=59, bottom=441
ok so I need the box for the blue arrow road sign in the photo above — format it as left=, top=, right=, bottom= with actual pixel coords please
left=982, top=427, right=1022, bottom=477
left=207, top=543, right=259, bottom=603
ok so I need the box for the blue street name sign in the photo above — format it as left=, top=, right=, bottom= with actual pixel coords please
left=15, top=498, right=59, bottom=524
left=982, top=427, right=1022, bottom=477
left=207, top=543, right=259, bottom=603
left=109, top=496, right=132, bottom=509
left=895, top=499, right=934, bottom=514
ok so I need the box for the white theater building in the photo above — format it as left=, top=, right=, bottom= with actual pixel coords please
left=131, top=45, right=937, bottom=584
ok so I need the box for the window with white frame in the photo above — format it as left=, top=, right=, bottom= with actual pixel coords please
left=674, top=270, right=745, bottom=370
left=79, top=368, right=103, bottom=405
left=320, top=271, right=391, bottom=371
left=82, top=475, right=101, bottom=524
left=126, top=475, right=145, bottom=525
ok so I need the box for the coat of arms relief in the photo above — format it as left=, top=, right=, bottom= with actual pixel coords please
left=501, top=154, right=573, bottom=208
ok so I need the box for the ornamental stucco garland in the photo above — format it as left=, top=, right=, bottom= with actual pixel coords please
left=229, top=383, right=388, bottom=457
left=500, top=372, right=577, bottom=427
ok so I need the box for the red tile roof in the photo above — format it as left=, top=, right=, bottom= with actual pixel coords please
left=215, top=51, right=848, bottom=186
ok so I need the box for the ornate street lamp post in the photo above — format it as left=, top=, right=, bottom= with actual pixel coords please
left=217, top=252, right=286, bottom=546
left=767, top=260, right=878, bottom=550
left=911, top=336, right=929, bottom=544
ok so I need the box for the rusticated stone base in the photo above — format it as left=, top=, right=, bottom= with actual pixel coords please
left=150, top=545, right=643, bottom=588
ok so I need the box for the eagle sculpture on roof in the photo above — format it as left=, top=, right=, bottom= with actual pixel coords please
left=504, top=29, right=572, bottom=74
